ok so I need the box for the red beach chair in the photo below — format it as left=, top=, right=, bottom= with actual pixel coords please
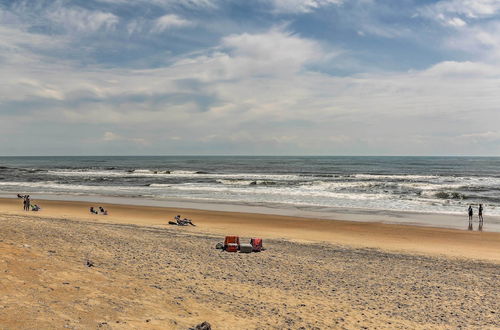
left=250, top=238, right=263, bottom=252
left=224, top=236, right=240, bottom=252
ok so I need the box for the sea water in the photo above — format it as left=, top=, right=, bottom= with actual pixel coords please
left=1, top=156, right=499, bottom=218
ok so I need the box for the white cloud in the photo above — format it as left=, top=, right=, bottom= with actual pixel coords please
left=459, top=131, right=500, bottom=141
left=214, top=28, right=329, bottom=78
left=416, top=1, right=500, bottom=62
left=443, top=21, right=500, bottom=61
left=446, top=17, right=467, bottom=27
left=433, top=0, right=500, bottom=18
left=95, top=0, right=218, bottom=9
left=151, top=14, right=192, bottom=32
left=423, top=61, right=497, bottom=77
left=2, top=10, right=500, bottom=156
left=47, top=7, right=119, bottom=32
left=0, top=24, right=65, bottom=54
left=421, top=0, right=500, bottom=27
left=103, top=131, right=121, bottom=141
left=102, top=132, right=149, bottom=145
left=267, top=0, right=343, bottom=14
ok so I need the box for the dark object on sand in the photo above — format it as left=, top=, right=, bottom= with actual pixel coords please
left=190, top=321, right=211, bottom=330
left=86, top=260, right=94, bottom=267
left=168, top=221, right=178, bottom=225
left=239, top=243, right=253, bottom=253
left=215, top=242, right=224, bottom=249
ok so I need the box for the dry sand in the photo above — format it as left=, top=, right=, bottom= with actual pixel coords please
left=1, top=198, right=499, bottom=329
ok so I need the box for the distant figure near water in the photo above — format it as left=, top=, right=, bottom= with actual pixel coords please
left=478, top=204, right=484, bottom=231
left=467, top=205, right=474, bottom=230
left=467, top=204, right=485, bottom=231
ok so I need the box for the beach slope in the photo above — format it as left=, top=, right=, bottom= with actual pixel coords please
left=1, top=206, right=499, bottom=329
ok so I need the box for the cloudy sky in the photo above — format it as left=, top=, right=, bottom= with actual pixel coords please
left=1, top=0, right=500, bottom=156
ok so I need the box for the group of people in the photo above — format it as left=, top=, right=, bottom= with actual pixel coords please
left=467, top=204, right=484, bottom=222
left=90, top=206, right=108, bottom=215
left=17, top=194, right=41, bottom=212
left=467, top=204, right=484, bottom=231
left=173, top=215, right=196, bottom=226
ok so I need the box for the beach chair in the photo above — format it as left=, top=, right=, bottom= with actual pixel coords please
left=224, top=236, right=240, bottom=252
left=250, top=238, right=263, bottom=252
left=226, top=243, right=238, bottom=252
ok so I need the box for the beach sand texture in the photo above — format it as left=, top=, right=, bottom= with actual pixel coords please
left=1, top=199, right=499, bottom=329
left=1, top=198, right=499, bottom=262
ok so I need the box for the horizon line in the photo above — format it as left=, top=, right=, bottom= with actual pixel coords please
left=1, top=154, right=499, bottom=158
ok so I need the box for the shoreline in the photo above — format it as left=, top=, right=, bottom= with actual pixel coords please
left=1, top=197, right=499, bottom=263
left=2, top=193, right=500, bottom=232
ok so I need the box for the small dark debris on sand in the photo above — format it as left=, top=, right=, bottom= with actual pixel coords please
left=190, top=321, right=211, bottom=330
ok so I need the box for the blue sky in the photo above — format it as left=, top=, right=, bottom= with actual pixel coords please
left=1, top=0, right=500, bottom=155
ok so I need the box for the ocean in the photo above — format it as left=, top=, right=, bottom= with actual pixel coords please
left=1, top=156, right=499, bottom=218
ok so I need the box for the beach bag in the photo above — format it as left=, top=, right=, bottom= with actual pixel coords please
left=215, top=242, right=224, bottom=249
left=226, top=243, right=239, bottom=252
left=224, top=236, right=240, bottom=250
left=239, top=243, right=253, bottom=253
left=250, top=238, right=263, bottom=252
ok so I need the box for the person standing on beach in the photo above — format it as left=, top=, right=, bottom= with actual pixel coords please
left=468, top=205, right=473, bottom=222
left=478, top=204, right=484, bottom=223
left=25, top=195, right=31, bottom=211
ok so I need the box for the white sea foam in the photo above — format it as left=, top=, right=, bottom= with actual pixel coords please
left=46, top=170, right=125, bottom=177
left=303, top=180, right=377, bottom=189
left=170, top=170, right=199, bottom=174
left=0, top=181, right=149, bottom=193
left=132, top=169, right=154, bottom=174
left=45, top=169, right=307, bottom=181
left=217, top=179, right=256, bottom=185
left=353, top=174, right=440, bottom=180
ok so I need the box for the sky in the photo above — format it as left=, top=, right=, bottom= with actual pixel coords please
left=1, top=0, right=500, bottom=156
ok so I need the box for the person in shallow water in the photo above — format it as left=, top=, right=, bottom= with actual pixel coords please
left=468, top=205, right=473, bottom=222
left=478, top=204, right=484, bottom=223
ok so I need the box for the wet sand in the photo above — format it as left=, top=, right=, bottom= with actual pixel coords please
left=1, top=198, right=499, bottom=328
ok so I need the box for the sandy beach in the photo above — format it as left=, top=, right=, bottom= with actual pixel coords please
left=1, top=197, right=499, bottom=329
left=1, top=197, right=499, bottom=262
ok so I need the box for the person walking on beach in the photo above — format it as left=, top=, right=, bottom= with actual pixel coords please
left=468, top=205, right=473, bottom=222
left=478, top=204, right=484, bottom=223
